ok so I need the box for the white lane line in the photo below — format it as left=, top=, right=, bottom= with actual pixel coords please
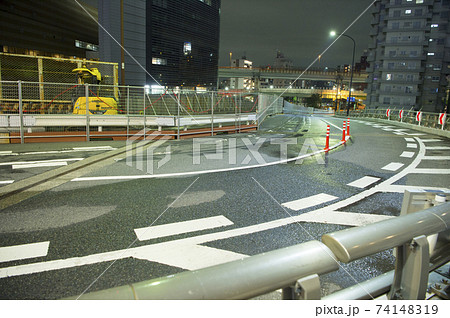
left=134, top=215, right=234, bottom=241
left=404, top=138, right=415, bottom=142
left=426, top=146, right=450, bottom=150
left=378, top=185, right=449, bottom=193
left=134, top=244, right=247, bottom=271
left=0, top=180, right=15, bottom=185
left=411, top=169, right=450, bottom=174
left=0, top=151, right=15, bottom=155
left=407, top=143, right=417, bottom=149
left=281, top=193, right=338, bottom=211
left=381, top=162, right=404, bottom=171
left=422, top=156, right=450, bottom=160
left=13, top=162, right=68, bottom=169
left=347, top=176, right=380, bottom=189
left=295, top=210, right=395, bottom=227
left=407, top=133, right=426, bottom=136
left=393, top=132, right=406, bottom=135
left=400, top=151, right=415, bottom=158
left=420, top=139, right=441, bottom=143
left=382, top=128, right=395, bottom=131
left=320, top=119, right=343, bottom=131
left=17, top=148, right=116, bottom=155
left=0, top=158, right=84, bottom=167
left=72, top=146, right=116, bottom=151
left=72, top=138, right=348, bottom=182
left=0, top=242, right=50, bottom=263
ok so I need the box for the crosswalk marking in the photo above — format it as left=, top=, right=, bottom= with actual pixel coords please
left=404, top=138, right=415, bottom=142
left=0, top=242, right=50, bottom=263
left=425, top=146, right=450, bottom=150
left=422, top=156, right=450, bottom=160
left=0, top=180, right=15, bottom=185
left=400, top=151, right=415, bottom=158
left=420, top=139, right=441, bottom=143
left=134, top=244, right=247, bottom=270
left=282, top=193, right=338, bottom=211
left=294, top=210, right=394, bottom=227
left=407, top=143, right=417, bottom=149
left=134, top=215, right=234, bottom=241
left=382, top=162, right=404, bottom=171
left=347, top=176, right=380, bottom=189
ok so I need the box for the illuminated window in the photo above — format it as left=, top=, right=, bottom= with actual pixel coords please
left=152, top=57, right=167, bottom=65
left=431, top=24, right=438, bottom=28
left=416, top=0, right=423, bottom=3
left=405, top=9, right=412, bottom=14
left=427, top=52, right=435, bottom=56
left=386, top=74, right=392, bottom=81
left=183, top=42, right=192, bottom=55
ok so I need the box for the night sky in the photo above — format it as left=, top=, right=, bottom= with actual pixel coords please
left=219, top=0, right=375, bottom=68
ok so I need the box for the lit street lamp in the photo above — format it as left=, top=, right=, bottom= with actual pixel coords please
left=330, top=31, right=355, bottom=116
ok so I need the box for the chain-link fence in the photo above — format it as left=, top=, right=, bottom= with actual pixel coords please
left=0, top=53, right=118, bottom=85
left=0, top=81, right=280, bottom=143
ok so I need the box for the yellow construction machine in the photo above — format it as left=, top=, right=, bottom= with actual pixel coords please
left=72, top=67, right=118, bottom=115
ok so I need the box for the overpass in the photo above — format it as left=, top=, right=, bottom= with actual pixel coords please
left=218, top=67, right=368, bottom=83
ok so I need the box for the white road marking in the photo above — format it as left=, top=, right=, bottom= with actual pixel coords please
left=407, top=143, right=417, bottom=149
left=407, top=133, right=426, bottom=136
left=400, top=151, right=415, bottom=158
left=420, top=139, right=441, bottom=143
left=13, top=162, right=68, bottom=169
left=378, top=185, right=449, bottom=193
left=72, top=146, right=115, bottom=151
left=134, top=244, right=247, bottom=270
left=0, top=138, right=432, bottom=279
left=404, top=138, right=415, bottom=142
left=72, top=138, right=348, bottom=182
left=281, top=193, right=338, bottom=211
left=347, top=176, right=380, bottom=189
left=0, top=242, right=50, bottom=263
left=320, top=119, right=343, bottom=131
left=0, top=158, right=84, bottom=167
left=0, top=151, right=15, bottom=155
left=411, top=169, right=450, bottom=174
left=382, top=162, right=404, bottom=171
left=0, top=180, right=15, bottom=185
left=134, top=215, right=234, bottom=241
left=295, top=210, right=394, bottom=227
left=17, top=147, right=117, bottom=156
left=422, top=156, right=450, bottom=160
left=393, top=132, right=406, bottom=135
left=425, top=146, right=450, bottom=150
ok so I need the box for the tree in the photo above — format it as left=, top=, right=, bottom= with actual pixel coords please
left=306, top=93, right=322, bottom=108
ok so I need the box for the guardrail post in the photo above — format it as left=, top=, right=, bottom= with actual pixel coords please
left=143, top=87, right=146, bottom=140
left=388, top=235, right=429, bottom=300
left=18, top=80, right=24, bottom=144
left=85, top=84, right=90, bottom=142
left=341, top=121, right=346, bottom=142
left=177, top=92, right=180, bottom=140
left=324, top=125, right=330, bottom=152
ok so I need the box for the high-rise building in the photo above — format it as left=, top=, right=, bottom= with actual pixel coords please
left=365, top=0, right=450, bottom=112
left=99, top=0, right=221, bottom=88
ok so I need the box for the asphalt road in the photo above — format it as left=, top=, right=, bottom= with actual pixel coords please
left=0, top=113, right=449, bottom=299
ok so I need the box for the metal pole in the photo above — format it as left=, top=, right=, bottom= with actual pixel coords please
left=126, top=86, right=130, bottom=139
left=18, top=80, right=24, bottom=144
left=239, top=93, right=242, bottom=133
left=177, top=92, right=180, bottom=140
left=85, top=84, right=90, bottom=141
left=143, top=87, right=146, bottom=140
left=211, top=91, right=214, bottom=136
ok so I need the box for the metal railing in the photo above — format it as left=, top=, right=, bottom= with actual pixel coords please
left=341, top=107, right=448, bottom=131
left=0, top=81, right=283, bottom=143
left=68, top=199, right=450, bottom=300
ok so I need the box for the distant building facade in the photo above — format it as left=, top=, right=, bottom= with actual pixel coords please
left=230, top=58, right=253, bottom=90
left=365, top=0, right=450, bottom=112
left=99, top=0, right=221, bottom=88
left=0, top=0, right=98, bottom=58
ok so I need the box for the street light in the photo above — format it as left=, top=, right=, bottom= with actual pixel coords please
left=330, top=31, right=356, bottom=116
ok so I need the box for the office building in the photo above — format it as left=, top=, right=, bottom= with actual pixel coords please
left=365, top=0, right=450, bottom=112
left=99, top=0, right=221, bottom=88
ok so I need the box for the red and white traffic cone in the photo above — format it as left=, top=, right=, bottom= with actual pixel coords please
left=324, top=125, right=330, bottom=152
left=341, top=121, right=346, bottom=142
left=347, top=118, right=350, bottom=136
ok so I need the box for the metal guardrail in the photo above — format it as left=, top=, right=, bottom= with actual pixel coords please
left=343, top=108, right=448, bottom=131
left=0, top=81, right=283, bottom=143
left=68, top=200, right=450, bottom=300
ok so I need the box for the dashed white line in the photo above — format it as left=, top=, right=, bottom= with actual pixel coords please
left=407, top=143, right=418, bottom=149
left=281, top=193, right=338, bottom=211
left=411, top=169, right=450, bottom=174
left=0, top=158, right=84, bottom=167
left=134, top=215, right=234, bottom=241
left=425, top=146, right=450, bottom=150
left=13, top=162, right=68, bottom=169
left=347, top=176, right=380, bottom=189
left=404, top=138, right=415, bottom=142
left=422, top=156, right=450, bottom=160
left=0, top=242, right=50, bottom=263
left=0, top=180, right=15, bottom=185
left=400, top=151, right=415, bottom=158
left=420, top=139, right=441, bottom=143
left=382, top=162, right=404, bottom=171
